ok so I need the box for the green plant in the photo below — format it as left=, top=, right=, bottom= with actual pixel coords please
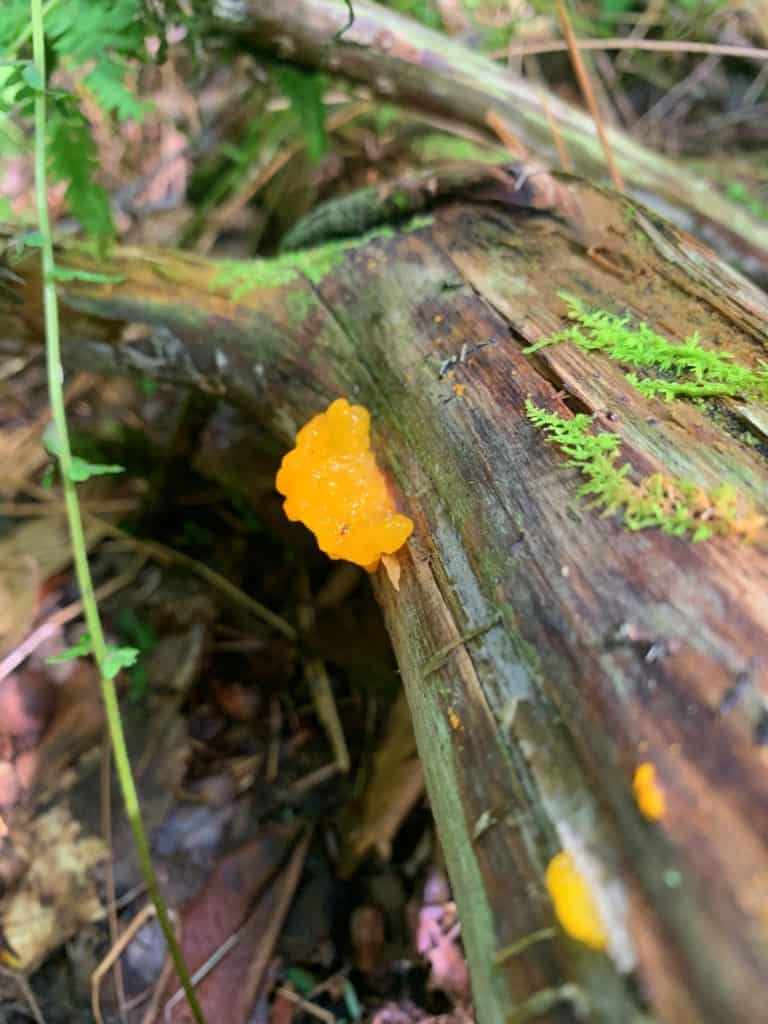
left=526, top=294, right=768, bottom=402
left=273, top=64, right=328, bottom=164
left=525, top=400, right=766, bottom=542
left=28, top=1, right=205, bottom=1019
left=2, top=0, right=151, bottom=239
left=723, top=181, right=768, bottom=222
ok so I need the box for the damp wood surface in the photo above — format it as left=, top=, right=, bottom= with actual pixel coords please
left=3, top=173, right=768, bottom=1024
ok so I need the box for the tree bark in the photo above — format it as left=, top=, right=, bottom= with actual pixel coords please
left=208, top=0, right=768, bottom=282
left=4, top=169, right=768, bottom=1023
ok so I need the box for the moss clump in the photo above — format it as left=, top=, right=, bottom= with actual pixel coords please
left=211, top=219, right=430, bottom=303
left=211, top=241, right=354, bottom=300
left=413, top=133, right=508, bottom=165
left=526, top=400, right=766, bottom=542
left=526, top=294, right=768, bottom=402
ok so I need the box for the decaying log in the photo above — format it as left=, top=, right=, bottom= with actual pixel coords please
left=210, top=0, right=768, bottom=280
left=3, top=167, right=768, bottom=1024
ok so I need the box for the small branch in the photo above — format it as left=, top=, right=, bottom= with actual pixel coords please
left=556, top=0, right=623, bottom=193
left=503, top=37, right=768, bottom=61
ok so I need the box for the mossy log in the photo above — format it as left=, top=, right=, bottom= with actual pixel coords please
left=210, top=0, right=768, bottom=281
left=3, top=169, right=768, bottom=1024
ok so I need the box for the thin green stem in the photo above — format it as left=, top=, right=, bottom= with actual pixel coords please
left=13, top=0, right=62, bottom=56
left=29, top=4, right=206, bottom=1022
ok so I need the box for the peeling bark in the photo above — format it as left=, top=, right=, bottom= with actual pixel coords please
left=3, top=173, right=768, bottom=1023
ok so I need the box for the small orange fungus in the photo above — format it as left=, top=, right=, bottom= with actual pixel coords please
left=276, top=398, right=414, bottom=572
left=633, top=762, right=666, bottom=821
left=545, top=851, right=607, bottom=951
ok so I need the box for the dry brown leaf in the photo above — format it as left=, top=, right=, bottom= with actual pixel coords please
left=0, top=555, right=41, bottom=658
left=380, top=552, right=402, bottom=591
left=154, top=823, right=309, bottom=1024
left=0, top=514, right=111, bottom=656
left=340, top=690, right=423, bottom=874
left=1, top=802, right=108, bottom=970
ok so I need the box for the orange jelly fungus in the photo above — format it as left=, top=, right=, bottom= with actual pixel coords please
left=545, top=851, right=607, bottom=951
left=633, top=762, right=666, bottom=821
left=276, top=398, right=414, bottom=572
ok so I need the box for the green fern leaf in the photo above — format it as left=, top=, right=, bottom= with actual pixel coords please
left=85, top=58, right=149, bottom=121
left=0, top=1, right=29, bottom=52
left=47, top=107, right=113, bottom=241
left=45, top=0, right=144, bottom=62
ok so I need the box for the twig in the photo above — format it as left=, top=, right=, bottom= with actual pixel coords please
left=92, top=904, right=157, bottom=1024
left=484, top=109, right=529, bottom=159
left=86, top=520, right=297, bottom=641
left=289, top=761, right=339, bottom=795
left=274, top=986, right=335, bottom=1024
left=422, top=613, right=502, bottom=676
left=100, top=735, right=128, bottom=1023
left=555, top=0, right=624, bottom=192
left=495, top=927, right=556, bottom=964
left=632, top=53, right=721, bottom=137
left=13, top=478, right=296, bottom=640
left=523, top=55, right=573, bottom=171
left=0, top=966, right=46, bottom=1024
left=0, top=556, right=146, bottom=682
left=503, top=38, right=768, bottom=61
left=163, top=930, right=241, bottom=1022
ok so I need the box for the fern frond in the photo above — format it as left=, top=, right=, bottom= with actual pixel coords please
left=0, top=0, right=30, bottom=52
left=85, top=58, right=149, bottom=121
left=48, top=107, right=113, bottom=241
left=45, top=0, right=144, bottom=62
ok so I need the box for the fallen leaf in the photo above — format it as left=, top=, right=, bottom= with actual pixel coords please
left=1, top=802, right=108, bottom=970
left=340, top=690, right=424, bottom=874
left=380, top=552, right=402, bottom=591
left=155, top=823, right=310, bottom=1024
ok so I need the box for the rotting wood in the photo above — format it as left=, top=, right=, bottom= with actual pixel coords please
left=3, top=167, right=768, bottom=1023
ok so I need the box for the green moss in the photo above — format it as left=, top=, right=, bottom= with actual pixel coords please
left=526, top=294, right=768, bottom=402
left=284, top=287, right=319, bottom=323
left=414, top=133, right=508, bottom=165
left=525, top=400, right=764, bottom=542
left=211, top=241, right=353, bottom=299
left=211, top=218, right=432, bottom=302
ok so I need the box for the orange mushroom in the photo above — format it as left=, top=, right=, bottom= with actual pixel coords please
left=546, top=850, right=607, bottom=951
left=276, top=398, right=413, bottom=572
left=633, top=762, right=666, bottom=821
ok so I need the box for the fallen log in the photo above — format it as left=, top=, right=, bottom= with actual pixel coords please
left=210, top=0, right=768, bottom=281
left=3, top=165, right=768, bottom=1023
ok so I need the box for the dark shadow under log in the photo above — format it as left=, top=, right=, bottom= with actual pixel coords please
left=3, top=172, right=768, bottom=1023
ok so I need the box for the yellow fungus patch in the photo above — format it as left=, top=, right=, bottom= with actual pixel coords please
left=545, top=851, right=607, bottom=951
left=633, top=762, right=666, bottom=820
left=276, top=398, right=414, bottom=572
